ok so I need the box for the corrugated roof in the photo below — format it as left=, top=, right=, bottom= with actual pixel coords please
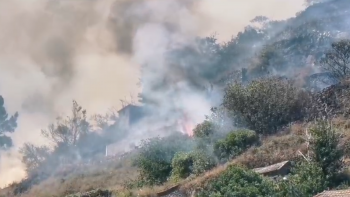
left=253, top=160, right=290, bottom=174
left=314, top=189, right=350, bottom=197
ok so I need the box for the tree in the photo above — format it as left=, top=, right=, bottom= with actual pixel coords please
left=320, top=39, right=350, bottom=82
left=20, top=101, right=105, bottom=177
left=19, top=143, right=51, bottom=174
left=41, top=100, right=89, bottom=147
left=0, top=95, right=18, bottom=149
left=223, top=78, right=310, bottom=134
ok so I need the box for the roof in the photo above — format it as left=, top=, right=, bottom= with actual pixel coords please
left=156, top=185, right=182, bottom=197
left=253, top=160, right=290, bottom=175
left=314, top=189, right=350, bottom=197
left=117, top=104, right=140, bottom=113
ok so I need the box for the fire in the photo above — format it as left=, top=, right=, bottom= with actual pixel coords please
left=183, top=122, right=194, bottom=136
left=179, top=112, right=195, bottom=136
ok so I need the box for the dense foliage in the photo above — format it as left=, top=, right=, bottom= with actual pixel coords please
left=309, top=121, right=344, bottom=184
left=320, top=39, right=350, bottom=81
left=223, top=78, right=310, bottom=134
left=193, top=120, right=217, bottom=139
left=278, top=162, right=327, bottom=197
left=133, top=133, right=193, bottom=185
left=196, top=166, right=277, bottom=197
left=171, top=150, right=216, bottom=181
left=214, top=129, right=259, bottom=162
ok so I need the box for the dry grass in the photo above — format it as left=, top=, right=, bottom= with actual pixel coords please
left=3, top=119, right=350, bottom=197
left=1, top=157, right=138, bottom=197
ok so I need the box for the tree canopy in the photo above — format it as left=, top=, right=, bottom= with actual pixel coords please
left=0, top=95, right=18, bottom=149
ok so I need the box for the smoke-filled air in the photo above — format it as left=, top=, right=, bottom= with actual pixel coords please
left=3, top=0, right=350, bottom=197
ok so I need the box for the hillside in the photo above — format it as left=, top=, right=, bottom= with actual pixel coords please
left=3, top=0, right=350, bottom=196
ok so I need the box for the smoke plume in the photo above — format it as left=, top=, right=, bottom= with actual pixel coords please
left=0, top=0, right=305, bottom=188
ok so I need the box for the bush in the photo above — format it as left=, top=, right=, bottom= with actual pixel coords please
left=278, top=162, right=327, bottom=197
left=214, top=129, right=259, bottom=162
left=193, top=120, right=217, bottom=139
left=223, top=77, right=310, bottom=134
left=171, top=150, right=216, bottom=181
left=134, top=132, right=193, bottom=185
left=191, top=150, right=216, bottom=175
left=171, top=152, right=193, bottom=180
left=193, top=119, right=227, bottom=151
left=196, top=165, right=277, bottom=197
left=309, top=121, right=343, bottom=184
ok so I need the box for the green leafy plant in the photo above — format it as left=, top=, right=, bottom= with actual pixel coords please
left=278, top=162, right=327, bottom=197
left=309, top=121, right=343, bottom=184
left=196, top=165, right=277, bottom=197
left=223, top=77, right=310, bottom=134
left=214, top=129, right=259, bottom=162
left=171, top=150, right=216, bottom=181
left=134, top=132, right=193, bottom=186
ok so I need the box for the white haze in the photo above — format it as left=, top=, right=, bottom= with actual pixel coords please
left=0, top=0, right=305, bottom=188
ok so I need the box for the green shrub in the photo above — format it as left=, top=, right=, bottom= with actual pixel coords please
left=193, top=120, right=217, bottom=139
left=196, top=165, right=277, bottom=197
left=277, top=162, right=327, bottom=197
left=223, top=77, right=310, bottom=134
left=213, top=129, right=259, bottom=162
left=134, top=132, right=193, bottom=186
left=309, top=121, right=343, bottom=185
left=171, top=150, right=216, bottom=181
left=171, top=152, right=193, bottom=180
left=191, top=150, right=216, bottom=175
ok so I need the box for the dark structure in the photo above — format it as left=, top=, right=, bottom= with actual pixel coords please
left=253, top=160, right=291, bottom=177
left=117, top=104, right=145, bottom=128
left=156, top=185, right=185, bottom=197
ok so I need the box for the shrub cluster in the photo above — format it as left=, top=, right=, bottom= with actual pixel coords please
left=223, top=77, right=310, bottom=134
left=133, top=133, right=194, bottom=185
left=196, top=165, right=277, bottom=197
left=171, top=150, right=216, bottom=181
left=213, top=129, right=259, bottom=162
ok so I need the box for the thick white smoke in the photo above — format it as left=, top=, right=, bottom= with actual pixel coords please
left=0, top=0, right=305, bottom=188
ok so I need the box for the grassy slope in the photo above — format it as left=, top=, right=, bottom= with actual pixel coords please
left=1, top=118, right=350, bottom=197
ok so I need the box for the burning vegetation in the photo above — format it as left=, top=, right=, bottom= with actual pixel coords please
left=4, top=0, right=350, bottom=197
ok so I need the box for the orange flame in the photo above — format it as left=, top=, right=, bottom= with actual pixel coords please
left=179, top=112, right=194, bottom=137
left=183, top=122, right=194, bottom=136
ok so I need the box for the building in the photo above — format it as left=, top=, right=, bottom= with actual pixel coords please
left=314, top=189, right=350, bottom=197
left=104, top=104, right=145, bottom=157
left=253, top=160, right=291, bottom=177
left=117, top=104, right=145, bottom=129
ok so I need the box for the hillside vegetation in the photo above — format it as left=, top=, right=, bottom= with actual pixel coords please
left=3, top=0, right=350, bottom=197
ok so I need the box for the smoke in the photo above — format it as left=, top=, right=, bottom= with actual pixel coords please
left=0, top=0, right=305, bottom=188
